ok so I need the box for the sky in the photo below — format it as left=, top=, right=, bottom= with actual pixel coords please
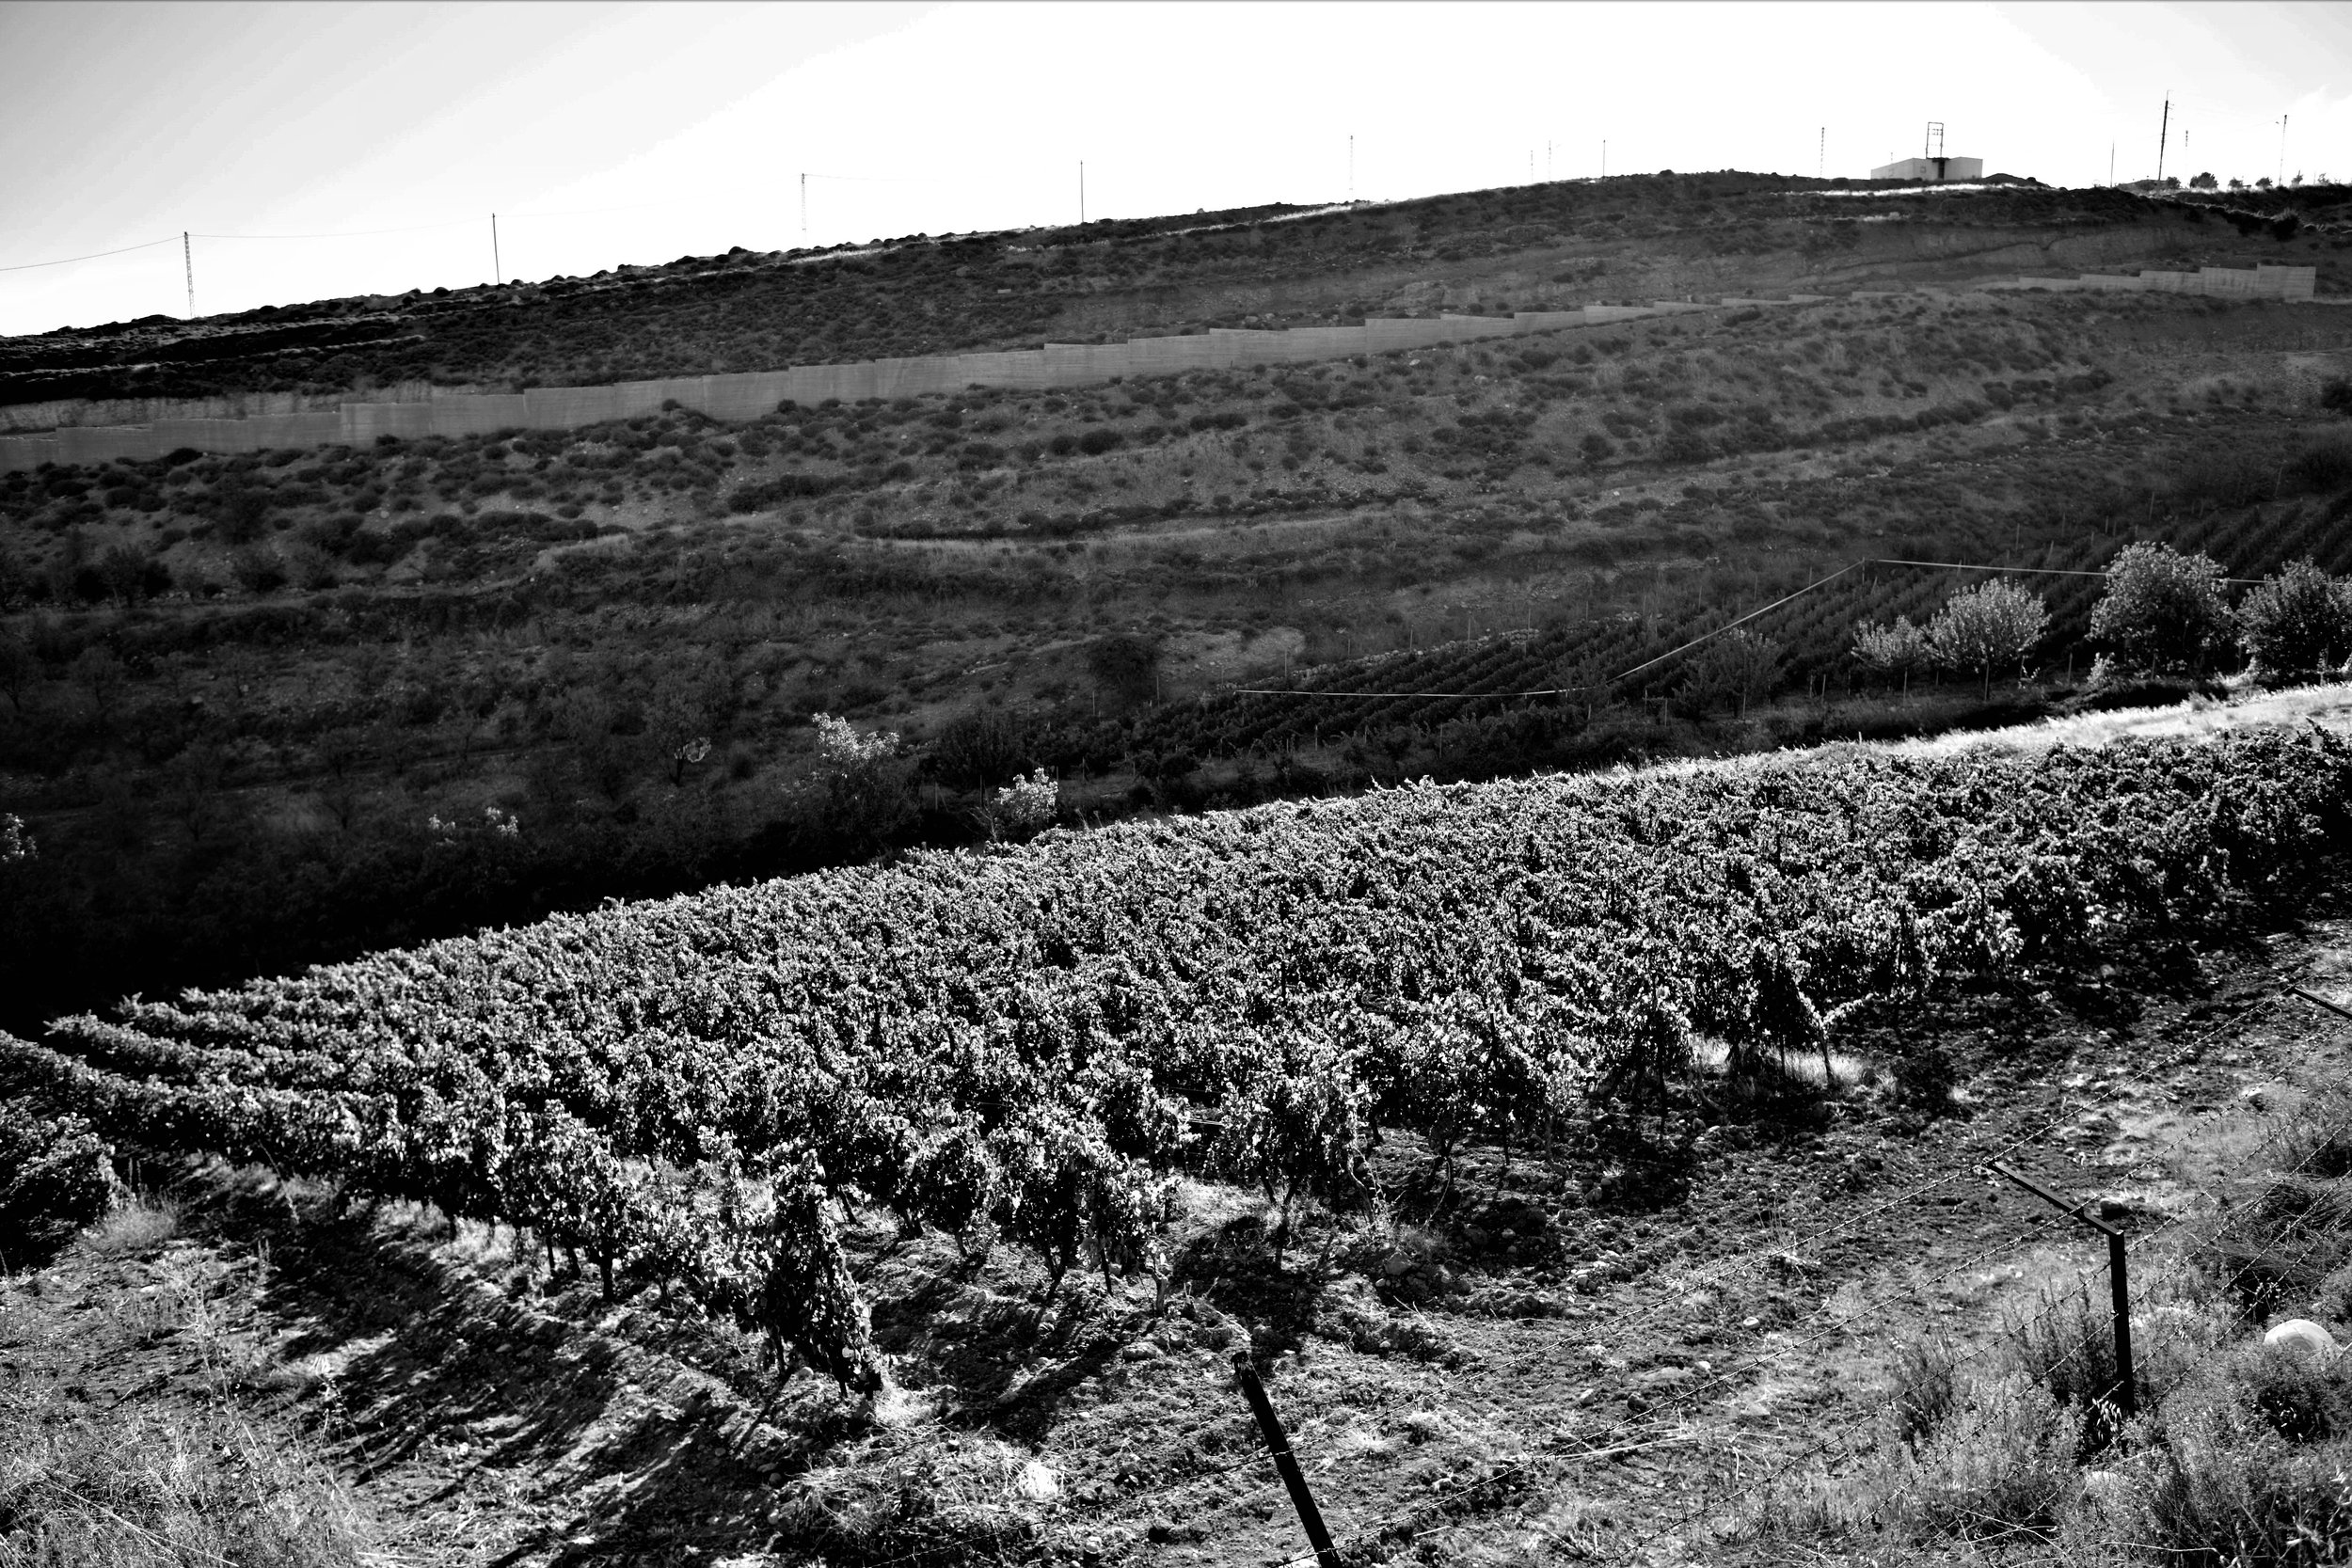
left=2, top=0, right=2348, bottom=337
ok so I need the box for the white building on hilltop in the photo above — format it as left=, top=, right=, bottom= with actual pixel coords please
left=1872, top=153, right=1985, bottom=182
left=1873, top=121, right=1983, bottom=183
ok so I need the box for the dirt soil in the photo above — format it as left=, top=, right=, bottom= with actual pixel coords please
left=7, top=867, right=2351, bottom=1567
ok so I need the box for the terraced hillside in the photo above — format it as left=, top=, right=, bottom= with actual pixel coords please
left=6, top=175, right=2348, bottom=417
left=2, top=170, right=2350, bottom=1041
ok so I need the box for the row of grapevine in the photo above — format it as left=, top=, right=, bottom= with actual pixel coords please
left=9, top=728, right=2351, bottom=1389
left=1081, top=507, right=2352, bottom=771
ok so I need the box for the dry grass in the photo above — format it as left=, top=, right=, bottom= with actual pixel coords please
left=82, top=1194, right=180, bottom=1258
left=0, top=1393, right=373, bottom=1568
left=771, top=1424, right=1056, bottom=1567
left=1891, top=680, right=2352, bottom=758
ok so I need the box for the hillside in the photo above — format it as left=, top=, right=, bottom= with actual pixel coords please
left=6, top=174, right=2349, bottom=419
left=2, top=170, right=2352, bottom=1038
left=8, top=708, right=2352, bottom=1566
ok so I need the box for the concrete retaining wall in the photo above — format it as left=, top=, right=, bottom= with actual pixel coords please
left=1, top=261, right=2324, bottom=474
left=1991, top=262, right=2315, bottom=301
left=0, top=381, right=449, bottom=436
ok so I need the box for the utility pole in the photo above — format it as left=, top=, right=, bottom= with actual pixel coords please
left=2280, top=115, right=2288, bottom=185
left=183, top=231, right=194, bottom=319
left=1079, top=160, right=1086, bottom=225
left=1601, top=138, right=1607, bottom=178
left=1348, top=134, right=1354, bottom=200
left=1818, top=126, right=1824, bottom=178
left=491, top=213, right=501, bottom=285
left=2155, top=97, right=2169, bottom=183
left=801, top=172, right=807, bottom=237
left=2109, top=142, right=2116, bottom=186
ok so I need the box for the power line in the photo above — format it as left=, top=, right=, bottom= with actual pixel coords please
left=0, top=235, right=179, bottom=272
left=190, top=217, right=478, bottom=241
left=1230, top=550, right=2265, bottom=702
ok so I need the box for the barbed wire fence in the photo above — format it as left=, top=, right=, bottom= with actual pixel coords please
left=826, top=983, right=2335, bottom=1568
left=1252, top=987, right=2350, bottom=1568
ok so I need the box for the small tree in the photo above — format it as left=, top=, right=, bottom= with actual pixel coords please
left=977, top=768, right=1057, bottom=842
left=1928, top=579, right=2050, bottom=696
left=2238, top=558, right=2352, bottom=681
left=801, top=712, right=914, bottom=853
left=2190, top=171, right=2217, bottom=190
left=1679, top=629, right=1782, bottom=717
left=1852, top=615, right=1934, bottom=693
left=2088, top=542, right=2235, bottom=677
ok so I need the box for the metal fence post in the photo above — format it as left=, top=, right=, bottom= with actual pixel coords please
left=1987, top=1162, right=2136, bottom=1419
left=1232, top=1352, right=1343, bottom=1568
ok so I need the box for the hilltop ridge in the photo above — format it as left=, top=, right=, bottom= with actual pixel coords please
left=6, top=172, right=2346, bottom=418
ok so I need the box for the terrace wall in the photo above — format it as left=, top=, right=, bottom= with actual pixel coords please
left=0, top=263, right=2328, bottom=474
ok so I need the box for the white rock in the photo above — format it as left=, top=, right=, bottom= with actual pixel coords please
left=2264, top=1319, right=2341, bottom=1360
left=1016, top=1461, right=1061, bottom=1501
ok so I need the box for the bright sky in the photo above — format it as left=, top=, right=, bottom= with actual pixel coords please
left=3, top=0, right=2347, bottom=337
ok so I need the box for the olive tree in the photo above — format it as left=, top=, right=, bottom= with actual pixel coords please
left=1928, top=579, right=2050, bottom=696
left=1679, top=629, right=1782, bottom=718
left=2088, top=542, right=2235, bottom=677
left=2238, top=558, right=2352, bottom=680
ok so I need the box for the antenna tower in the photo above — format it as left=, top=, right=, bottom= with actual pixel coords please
left=183, top=231, right=193, bottom=318
left=2156, top=97, right=2169, bottom=182
left=490, top=214, right=501, bottom=286
left=1925, top=120, right=1945, bottom=160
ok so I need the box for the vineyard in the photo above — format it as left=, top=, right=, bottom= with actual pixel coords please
left=1060, top=430, right=2352, bottom=776
left=8, top=724, right=2350, bottom=1402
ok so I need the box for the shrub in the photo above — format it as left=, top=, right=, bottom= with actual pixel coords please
left=2285, top=438, right=2352, bottom=495
left=930, top=706, right=1037, bottom=791
left=2239, top=559, right=2352, bottom=679
left=2089, top=541, right=2236, bottom=676
left=228, top=546, right=286, bottom=595
left=2118, top=1350, right=2352, bottom=1566
left=1087, top=634, right=1160, bottom=707
left=795, top=713, right=914, bottom=854
left=2317, top=378, right=2352, bottom=418
left=1899, top=1371, right=2083, bottom=1538
left=977, top=768, right=1058, bottom=842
